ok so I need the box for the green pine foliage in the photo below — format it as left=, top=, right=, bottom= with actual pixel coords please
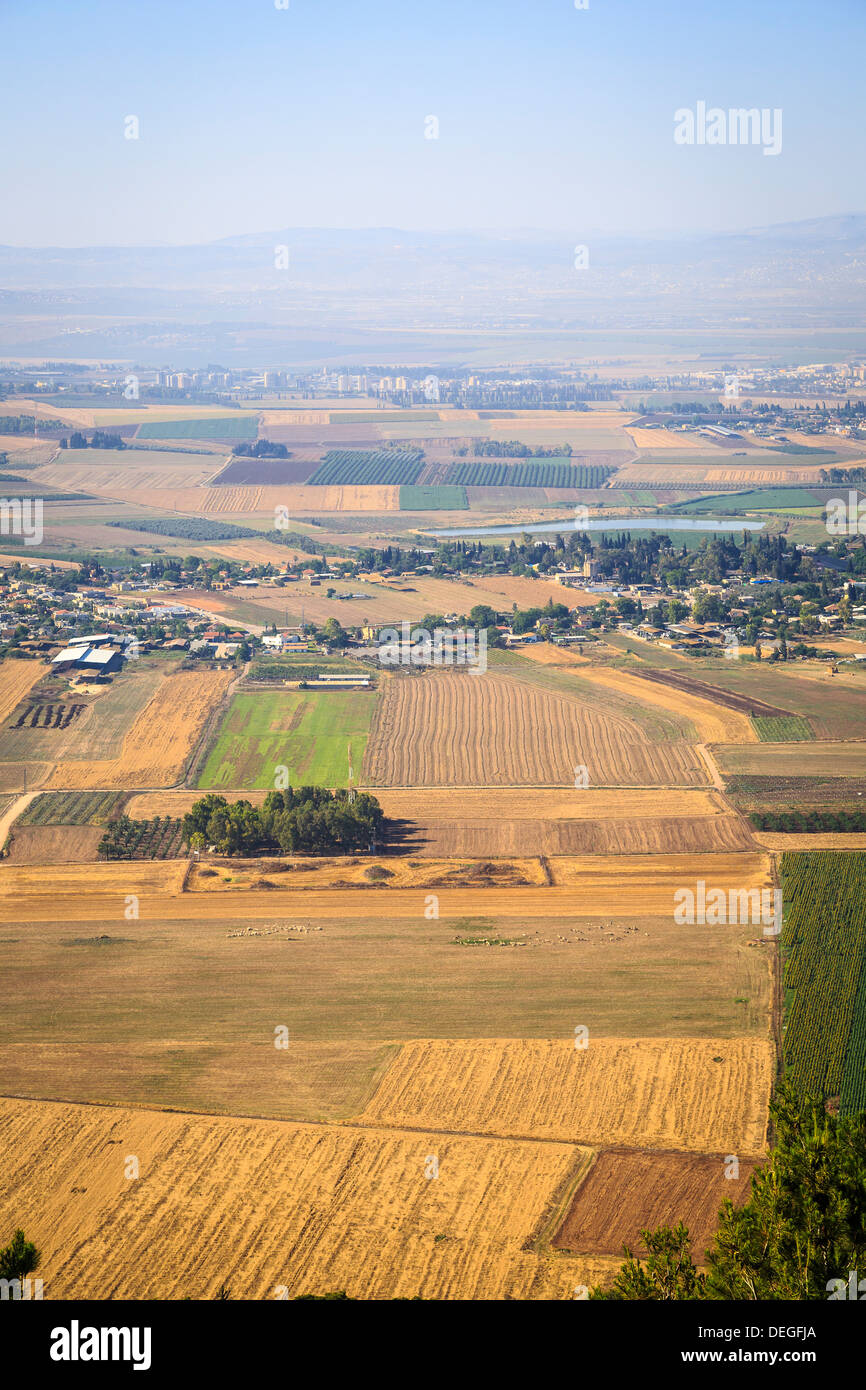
left=182, top=787, right=385, bottom=855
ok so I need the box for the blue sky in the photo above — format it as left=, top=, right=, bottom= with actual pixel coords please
left=1, top=0, right=862, bottom=244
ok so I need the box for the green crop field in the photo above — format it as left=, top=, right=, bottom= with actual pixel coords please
left=136, top=416, right=259, bottom=441
left=399, top=484, right=468, bottom=510
left=307, top=449, right=425, bottom=486
left=767, top=445, right=841, bottom=460
left=197, top=688, right=378, bottom=790
left=781, top=852, right=866, bottom=1111
left=107, top=517, right=260, bottom=541
left=673, top=488, right=823, bottom=514
left=447, top=461, right=613, bottom=489
left=248, top=655, right=371, bottom=682
left=751, top=715, right=814, bottom=742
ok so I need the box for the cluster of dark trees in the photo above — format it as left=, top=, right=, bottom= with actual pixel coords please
left=820, top=466, right=866, bottom=483
left=471, top=438, right=573, bottom=457
left=60, top=430, right=125, bottom=450
left=510, top=599, right=571, bottom=634
left=0, top=415, right=37, bottom=434
left=233, top=439, right=291, bottom=458
left=182, top=787, right=385, bottom=856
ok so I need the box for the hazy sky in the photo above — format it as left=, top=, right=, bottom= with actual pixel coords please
left=1, top=0, right=863, bottom=245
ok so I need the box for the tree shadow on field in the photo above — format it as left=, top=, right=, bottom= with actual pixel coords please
left=381, top=816, right=430, bottom=855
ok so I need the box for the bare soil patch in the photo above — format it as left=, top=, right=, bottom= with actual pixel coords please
left=552, top=1148, right=758, bottom=1256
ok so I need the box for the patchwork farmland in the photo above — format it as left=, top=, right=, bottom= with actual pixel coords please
left=2, top=388, right=857, bottom=1308
left=48, top=666, right=235, bottom=789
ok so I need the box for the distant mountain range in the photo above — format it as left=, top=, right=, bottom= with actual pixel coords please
left=1, top=215, right=865, bottom=366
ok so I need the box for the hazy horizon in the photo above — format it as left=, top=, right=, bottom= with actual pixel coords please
left=3, top=209, right=866, bottom=252
left=2, top=0, right=863, bottom=246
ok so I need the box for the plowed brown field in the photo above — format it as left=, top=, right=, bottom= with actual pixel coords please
left=362, top=671, right=710, bottom=787
left=48, top=667, right=234, bottom=789
left=0, top=1096, right=593, bottom=1300
left=552, top=1149, right=759, bottom=1257
left=356, top=1037, right=773, bottom=1153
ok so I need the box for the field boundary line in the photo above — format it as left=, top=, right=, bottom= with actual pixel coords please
left=183, top=660, right=250, bottom=788
left=0, top=1089, right=583, bottom=1150
left=525, top=1145, right=597, bottom=1254
left=696, top=745, right=725, bottom=790
left=0, top=1087, right=769, bottom=1158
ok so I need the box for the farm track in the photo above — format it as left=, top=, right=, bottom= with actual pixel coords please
left=184, top=660, right=250, bottom=788
left=0, top=790, right=39, bottom=851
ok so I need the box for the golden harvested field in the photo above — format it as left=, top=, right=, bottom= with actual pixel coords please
left=260, top=408, right=332, bottom=426
left=47, top=667, right=235, bottom=789
left=477, top=575, right=603, bottom=611
left=29, top=471, right=400, bottom=514
left=126, top=788, right=267, bottom=816
left=377, top=786, right=725, bottom=821
left=186, top=842, right=760, bottom=887
left=577, top=665, right=756, bottom=744
left=376, top=786, right=753, bottom=856
left=0, top=1096, right=597, bottom=1300
left=206, top=539, right=316, bottom=566
left=507, top=641, right=589, bottom=666
left=356, top=1038, right=773, bottom=1154
left=6, top=824, right=103, bottom=864
left=0, top=851, right=771, bottom=921
left=716, top=741, right=866, bottom=780
left=0, top=905, right=772, bottom=1121
left=362, top=671, right=710, bottom=787
left=552, top=1149, right=759, bottom=1258
left=0, top=434, right=52, bottom=453
left=625, top=428, right=720, bottom=451
left=11, top=399, right=96, bottom=426
left=0, top=554, right=78, bottom=571
left=753, top=832, right=866, bottom=850
left=249, top=573, right=604, bottom=630
left=36, top=456, right=222, bottom=492
left=616, top=460, right=824, bottom=485
left=0, top=859, right=187, bottom=900
left=0, top=658, right=48, bottom=724
left=549, top=849, right=769, bottom=893
left=127, top=786, right=753, bottom=856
